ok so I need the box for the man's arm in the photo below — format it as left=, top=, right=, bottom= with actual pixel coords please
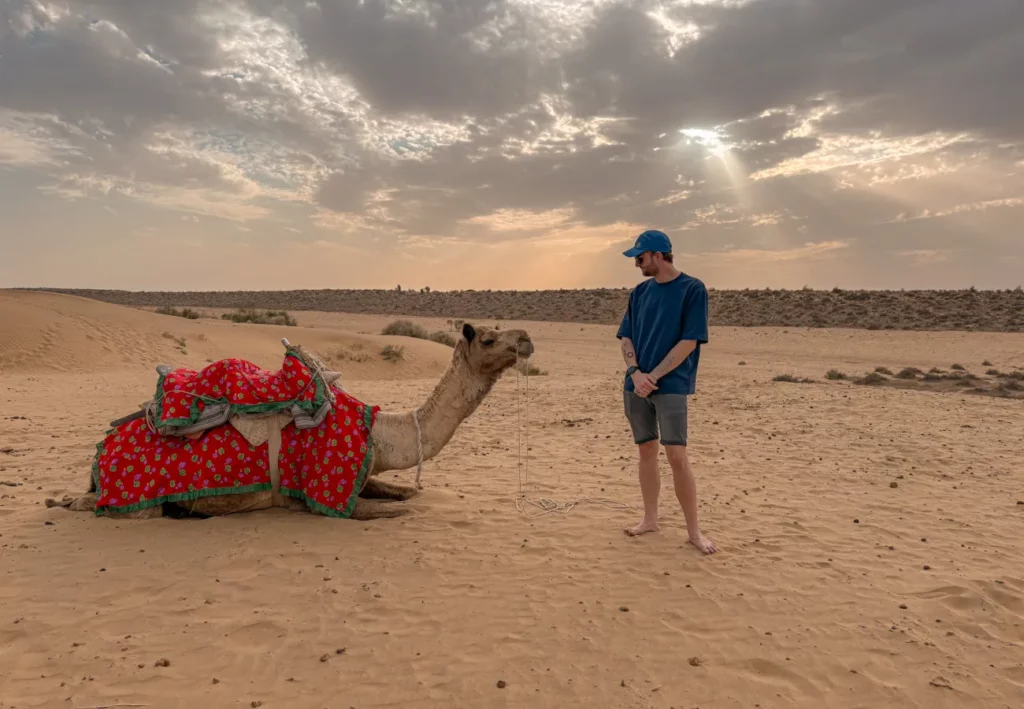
left=648, top=280, right=708, bottom=381
left=649, top=339, right=697, bottom=381
left=620, top=336, right=637, bottom=368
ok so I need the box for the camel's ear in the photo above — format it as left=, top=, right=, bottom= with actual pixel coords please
left=462, top=323, right=477, bottom=343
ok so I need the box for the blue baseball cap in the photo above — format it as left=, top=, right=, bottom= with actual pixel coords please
left=623, top=229, right=672, bottom=257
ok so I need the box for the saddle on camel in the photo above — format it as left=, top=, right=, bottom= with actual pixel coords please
left=90, top=339, right=376, bottom=518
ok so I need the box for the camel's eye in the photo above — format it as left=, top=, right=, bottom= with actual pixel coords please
left=480, top=337, right=495, bottom=346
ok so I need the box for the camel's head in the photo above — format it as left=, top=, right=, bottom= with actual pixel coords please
left=458, top=322, right=534, bottom=376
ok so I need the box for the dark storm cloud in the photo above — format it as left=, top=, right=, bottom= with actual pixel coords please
left=254, top=0, right=560, bottom=121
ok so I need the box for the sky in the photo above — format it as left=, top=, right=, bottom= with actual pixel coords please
left=1, top=0, right=1022, bottom=292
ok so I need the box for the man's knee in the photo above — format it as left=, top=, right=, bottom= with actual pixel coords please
left=638, top=439, right=660, bottom=460
left=663, top=444, right=689, bottom=468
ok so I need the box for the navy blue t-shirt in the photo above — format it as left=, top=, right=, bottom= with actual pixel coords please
left=616, top=273, right=709, bottom=395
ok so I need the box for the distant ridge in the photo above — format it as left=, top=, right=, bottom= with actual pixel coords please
left=15, top=287, right=1024, bottom=332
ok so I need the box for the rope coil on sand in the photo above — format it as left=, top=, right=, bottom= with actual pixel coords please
left=512, top=349, right=631, bottom=519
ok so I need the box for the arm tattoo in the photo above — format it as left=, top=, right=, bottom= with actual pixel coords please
left=620, top=337, right=636, bottom=366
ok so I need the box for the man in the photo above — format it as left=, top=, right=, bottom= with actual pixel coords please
left=616, top=229, right=717, bottom=554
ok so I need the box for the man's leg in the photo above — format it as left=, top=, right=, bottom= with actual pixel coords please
left=623, top=392, right=661, bottom=536
left=627, top=440, right=661, bottom=535
left=664, top=445, right=717, bottom=554
left=655, top=394, right=717, bottom=554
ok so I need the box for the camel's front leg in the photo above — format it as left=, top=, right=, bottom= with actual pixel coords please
left=45, top=493, right=97, bottom=512
left=351, top=498, right=410, bottom=520
left=359, top=477, right=419, bottom=501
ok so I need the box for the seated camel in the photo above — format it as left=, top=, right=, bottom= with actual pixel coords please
left=47, top=323, right=534, bottom=521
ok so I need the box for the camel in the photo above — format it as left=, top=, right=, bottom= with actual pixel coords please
left=46, top=322, right=534, bottom=521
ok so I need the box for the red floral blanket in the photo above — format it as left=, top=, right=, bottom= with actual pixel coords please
left=91, top=354, right=379, bottom=518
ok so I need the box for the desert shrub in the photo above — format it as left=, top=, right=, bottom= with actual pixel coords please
left=855, top=372, right=887, bottom=385
left=825, top=369, right=847, bottom=380
left=428, top=331, right=456, bottom=347
left=523, top=363, right=548, bottom=376
left=381, top=345, right=404, bottom=362
left=773, top=373, right=812, bottom=383
left=982, top=359, right=993, bottom=366
left=221, top=308, right=296, bottom=326
left=951, top=363, right=965, bottom=371
left=1003, top=370, right=1024, bottom=381
left=738, top=360, right=746, bottom=366
left=896, top=367, right=922, bottom=379
left=874, top=366, right=894, bottom=375
left=998, top=379, right=1023, bottom=391
left=329, top=345, right=372, bottom=363
left=986, top=368, right=1001, bottom=376
left=156, top=306, right=201, bottom=320
left=381, top=319, right=428, bottom=339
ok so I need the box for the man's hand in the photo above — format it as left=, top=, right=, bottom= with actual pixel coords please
left=631, top=371, right=658, bottom=397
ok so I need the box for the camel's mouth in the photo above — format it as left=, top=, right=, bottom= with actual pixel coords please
left=515, top=338, right=534, bottom=358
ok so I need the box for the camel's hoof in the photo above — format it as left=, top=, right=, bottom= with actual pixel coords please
left=351, top=499, right=412, bottom=521
left=68, top=493, right=98, bottom=512
left=359, top=478, right=420, bottom=501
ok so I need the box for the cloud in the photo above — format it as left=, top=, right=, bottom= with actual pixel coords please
left=0, top=0, right=1022, bottom=289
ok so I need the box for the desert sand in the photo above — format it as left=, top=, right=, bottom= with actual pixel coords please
left=1, top=288, right=1023, bottom=709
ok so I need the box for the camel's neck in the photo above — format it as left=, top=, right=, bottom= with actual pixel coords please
left=371, top=348, right=500, bottom=473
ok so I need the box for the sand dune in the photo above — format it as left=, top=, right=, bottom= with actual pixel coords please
left=1, top=291, right=1023, bottom=709
left=0, top=289, right=453, bottom=380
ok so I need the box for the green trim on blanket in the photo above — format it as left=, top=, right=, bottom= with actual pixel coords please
left=95, top=482, right=274, bottom=516
left=151, top=349, right=331, bottom=429
left=90, top=427, right=111, bottom=496
left=278, top=404, right=376, bottom=518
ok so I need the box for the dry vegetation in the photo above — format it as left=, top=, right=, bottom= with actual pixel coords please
left=26, top=286, right=1024, bottom=332
left=380, top=318, right=455, bottom=346
left=773, top=362, right=1024, bottom=399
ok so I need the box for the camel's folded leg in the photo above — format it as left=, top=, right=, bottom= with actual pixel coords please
left=359, top=477, right=419, bottom=501
left=44, top=493, right=162, bottom=518
left=45, top=493, right=97, bottom=512
left=350, top=498, right=410, bottom=520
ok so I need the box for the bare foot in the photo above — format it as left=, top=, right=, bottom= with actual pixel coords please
left=688, top=534, right=718, bottom=555
left=624, top=519, right=659, bottom=536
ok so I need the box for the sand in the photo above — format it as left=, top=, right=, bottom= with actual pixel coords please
left=1, top=289, right=1022, bottom=709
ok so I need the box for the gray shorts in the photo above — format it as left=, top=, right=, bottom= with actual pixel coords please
left=623, top=392, right=689, bottom=446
